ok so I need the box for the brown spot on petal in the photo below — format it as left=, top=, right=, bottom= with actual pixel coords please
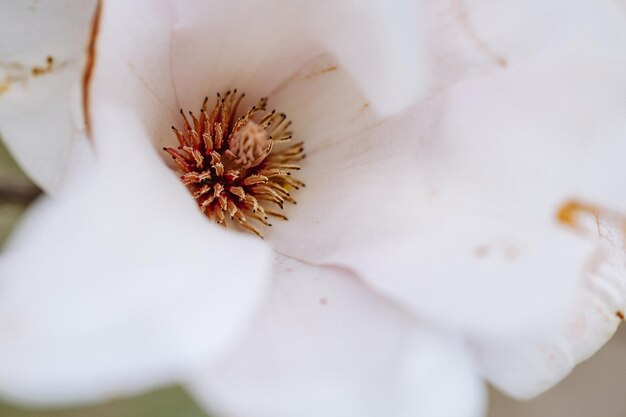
left=82, top=0, right=102, bottom=136
left=27, top=0, right=42, bottom=12
left=31, top=55, right=54, bottom=76
left=557, top=200, right=626, bottom=257
left=0, top=56, right=66, bottom=95
left=454, top=0, right=508, bottom=68
left=305, top=65, right=338, bottom=80
left=617, top=311, right=625, bottom=320
left=556, top=200, right=600, bottom=229
left=556, top=200, right=626, bottom=235
left=505, top=244, right=520, bottom=260
left=474, top=245, right=489, bottom=258
left=0, top=63, right=24, bottom=95
left=319, top=297, right=328, bottom=306
left=0, top=79, right=8, bottom=95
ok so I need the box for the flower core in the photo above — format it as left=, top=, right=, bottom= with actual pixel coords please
left=163, top=90, right=304, bottom=237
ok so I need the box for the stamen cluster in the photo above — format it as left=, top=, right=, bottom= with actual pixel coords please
left=163, top=90, right=304, bottom=237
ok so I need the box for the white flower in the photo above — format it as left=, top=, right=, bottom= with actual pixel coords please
left=1, top=1, right=625, bottom=416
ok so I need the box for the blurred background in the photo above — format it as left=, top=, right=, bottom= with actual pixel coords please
left=0, top=140, right=624, bottom=417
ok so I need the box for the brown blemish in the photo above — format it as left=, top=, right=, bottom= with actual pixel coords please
left=349, top=102, right=372, bottom=123
left=616, top=311, right=624, bottom=320
left=0, top=79, right=9, bottom=95
left=31, top=55, right=54, bottom=76
left=0, top=62, right=25, bottom=96
left=82, top=0, right=102, bottom=136
left=557, top=199, right=626, bottom=249
left=556, top=200, right=599, bottom=230
left=505, top=244, right=520, bottom=260
left=0, top=58, right=59, bottom=95
left=474, top=243, right=521, bottom=260
left=474, top=245, right=489, bottom=258
left=26, top=0, right=42, bottom=11
left=556, top=200, right=617, bottom=240
left=454, top=0, right=507, bottom=68
left=319, top=297, right=328, bottom=306
left=304, top=65, right=338, bottom=80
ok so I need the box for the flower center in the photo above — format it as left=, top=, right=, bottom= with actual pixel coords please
left=163, top=90, right=304, bottom=238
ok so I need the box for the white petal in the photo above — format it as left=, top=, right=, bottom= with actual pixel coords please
left=263, top=0, right=626, bottom=340
left=427, top=0, right=626, bottom=90
left=0, top=0, right=98, bottom=192
left=429, top=0, right=626, bottom=213
left=88, top=0, right=179, bottom=152
left=473, top=206, right=626, bottom=398
left=263, top=54, right=598, bottom=340
left=168, top=0, right=321, bottom=112
left=93, top=0, right=430, bottom=139
left=0, top=106, right=272, bottom=405
left=171, top=0, right=430, bottom=115
left=188, top=255, right=485, bottom=417
left=301, top=0, right=431, bottom=114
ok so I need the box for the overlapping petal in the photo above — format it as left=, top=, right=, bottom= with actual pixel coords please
left=189, top=256, right=485, bottom=417
left=262, top=54, right=591, bottom=339
left=168, top=0, right=430, bottom=116
left=0, top=0, right=434, bottom=407
left=91, top=0, right=626, bottom=401
left=473, top=207, right=626, bottom=398
left=0, top=107, right=272, bottom=405
left=0, top=0, right=98, bottom=192
left=90, top=0, right=430, bottom=154
left=260, top=0, right=626, bottom=388
left=0, top=0, right=624, bottom=412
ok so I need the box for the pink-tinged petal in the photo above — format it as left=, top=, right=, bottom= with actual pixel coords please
left=188, top=255, right=485, bottom=417
left=0, top=0, right=98, bottom=192
left=428, top=0, right=626, bottom=213
left=473, top=206, right=626, bottom=398
left=92, top=0, right=430, bottom=141
left=0, top=107, right=272, bottom=405
left=170, top=0, right=430, bottom=116
left=263, top=0, right=626, bottom=340
left=427, top=0, right=626, bottom=91
left=312, top=0, right=431, bottom=114
left=168, top=0, right=320, bottom=112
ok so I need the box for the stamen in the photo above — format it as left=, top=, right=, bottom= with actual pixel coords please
left=163, top=90, right=304, bottom=237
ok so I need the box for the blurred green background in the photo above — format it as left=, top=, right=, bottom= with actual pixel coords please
left=0, top=141, right=36, bottom=247
left=0, top=140, right=624, bottom=417
left=0, top=387, right=206, bottom=417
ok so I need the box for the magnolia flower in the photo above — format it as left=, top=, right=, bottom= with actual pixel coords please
left=1, top=1, right=626, bottom=416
